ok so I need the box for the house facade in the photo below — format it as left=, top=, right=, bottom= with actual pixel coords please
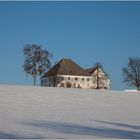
left=41, top=58, right=110, bottom=89
left=85, top=67, right=110, bottom=89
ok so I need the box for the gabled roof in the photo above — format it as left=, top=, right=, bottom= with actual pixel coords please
left=85, top=67, right=97, bottom=74
left=41, top=58, right=91, bottom=78
left=85, top=66, right=109, bottom=78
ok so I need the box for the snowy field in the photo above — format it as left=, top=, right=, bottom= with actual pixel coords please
left=0, top=85, right=140, bottom=139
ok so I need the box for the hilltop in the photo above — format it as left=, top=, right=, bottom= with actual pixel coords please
left=0, top=85, right=140, bottom=139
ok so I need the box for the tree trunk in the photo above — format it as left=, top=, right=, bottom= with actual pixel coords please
left=97, top=67, right=99, bottom=89
left=33, top=75, right=36, bottom=86
left=137, top=86, right=140, bottom=91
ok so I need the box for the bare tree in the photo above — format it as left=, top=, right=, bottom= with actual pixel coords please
left=94, top=63, right=108, bottom=89
left=122, top=57, right=140, bottom=91
left=23, top=44, right=52, bottom=86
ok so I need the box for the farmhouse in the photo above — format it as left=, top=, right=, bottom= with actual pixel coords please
left=41, top=58, right=110, bottom=89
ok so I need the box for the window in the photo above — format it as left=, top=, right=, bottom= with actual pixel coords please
left=68, top=77, right=70, bottom=80
left=41, top=81, right=43, bottom=86
left=53, top=77, right=56, bottom=82
left=87, top=78, right=89, bottom=81
left=77, top=84, right=81, bottom=88
left=75, top=78, right=78, bottom=81
left=82, top=78, right=84, bottom=81
left=61, top=83, right=64, bottom=87
left=49, top=77, right=51, bottom=81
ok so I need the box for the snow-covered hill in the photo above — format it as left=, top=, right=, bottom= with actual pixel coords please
left=0, top=85, right=140, bottom=139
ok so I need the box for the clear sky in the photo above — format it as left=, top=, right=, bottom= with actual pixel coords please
left=0, top=1, right=140, bottom=90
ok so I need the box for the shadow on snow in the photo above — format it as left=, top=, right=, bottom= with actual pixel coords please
left=22, top=120, right=140, bottom=139
left=0, top=131, right=44, bottom=139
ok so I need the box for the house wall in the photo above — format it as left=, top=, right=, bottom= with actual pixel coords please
left=41, top=69, right=111, bottom=89
left=91, top=68, right=110, bottom=89
left=41, top=75, right=95, bottom=89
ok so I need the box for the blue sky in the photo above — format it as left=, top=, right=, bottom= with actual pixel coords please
left=0, top=1, right=140, bottom=90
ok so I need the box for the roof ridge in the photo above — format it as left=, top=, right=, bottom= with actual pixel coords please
left=41, top=58, right=91, bottom=77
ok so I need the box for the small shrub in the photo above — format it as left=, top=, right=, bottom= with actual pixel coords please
left=66, top=82, right=72, bottom=88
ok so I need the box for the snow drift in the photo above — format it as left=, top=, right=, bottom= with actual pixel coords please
left=0, top=85, right=140, bottom=139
